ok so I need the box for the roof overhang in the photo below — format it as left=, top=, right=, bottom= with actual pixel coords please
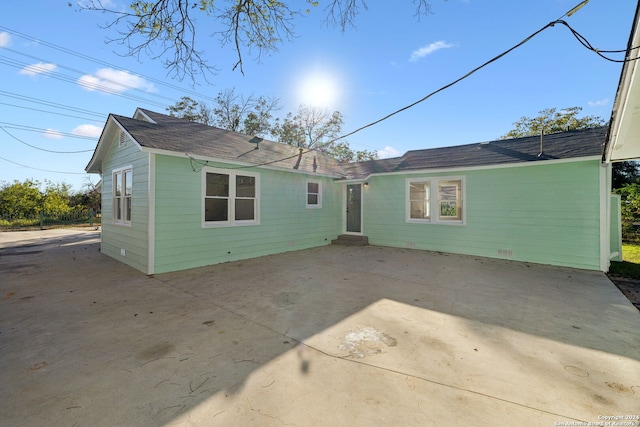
left=85, top=115, right=137, bottom=174
left=604, top=2, right=640, bottom=163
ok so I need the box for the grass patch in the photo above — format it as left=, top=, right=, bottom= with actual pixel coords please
left=609, top=243, right=640, bottom=279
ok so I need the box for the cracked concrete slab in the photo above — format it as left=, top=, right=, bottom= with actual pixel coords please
left=1, top=229, right=639, bottom=426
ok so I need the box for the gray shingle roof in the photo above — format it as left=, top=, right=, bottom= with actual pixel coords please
left=114, top=109, right=344, bottom=176
left=342, top=126, right=607, bottom=179
left=90, top=108, right=606, bottom=180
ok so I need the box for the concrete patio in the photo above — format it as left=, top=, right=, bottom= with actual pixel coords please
left=1, top=229, right=639, bottom=426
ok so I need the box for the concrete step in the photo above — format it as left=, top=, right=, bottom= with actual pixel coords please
left=331, top=235, right=369, bottom=246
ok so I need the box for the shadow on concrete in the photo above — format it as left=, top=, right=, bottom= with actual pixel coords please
left=1, top=229, right=639, bottom=425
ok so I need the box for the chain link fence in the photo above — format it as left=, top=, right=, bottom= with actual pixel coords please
left=0, top=209, right=99, bottom=231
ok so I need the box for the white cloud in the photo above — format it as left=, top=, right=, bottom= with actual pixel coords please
left=19, top=62, right=57, bottom=76
left=0, top=32, right=10, bottom=47
left=72, top=124, right=103, bottom=138
left=77, top=68, right=156, bottom=94
left=588, top=98, right=609, bottom=107
left=76, top=0, right=115, bottom=7
left=43, top=129, right=63, bottom=139
left=410, top=41, right=454, bottom=62
left=378, top=145, right=401, bottom=159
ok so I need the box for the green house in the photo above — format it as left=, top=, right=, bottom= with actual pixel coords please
left=86, top=108, right=620, bottom=274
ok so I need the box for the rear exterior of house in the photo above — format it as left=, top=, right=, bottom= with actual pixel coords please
left=358, top=159, right=609, bottom=270
left=87, top=109, right=619, bottom=274
left=151, top=155, right=341, bottom=274
left=89, top=109, right=344, bottom=275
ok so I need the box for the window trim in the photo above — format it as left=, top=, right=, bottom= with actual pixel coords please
left=202, top=167, right=260, bottom=227
left=306, top=179, right=322, bottom=209
left=112, top=165, right=133, bottom=227
left=405, top=176, right=465, bottom=225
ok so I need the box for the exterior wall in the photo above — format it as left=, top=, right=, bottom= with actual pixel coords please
left=152, top=155, right=341, bottom=274
left=610, top=194, right=623, bottom=262
left=100, top=134, right=150, bottom=273
left=361, top=160, right=604, bottom=270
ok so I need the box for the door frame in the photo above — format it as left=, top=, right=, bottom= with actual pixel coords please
left=343, top=182, right=363, bottom=235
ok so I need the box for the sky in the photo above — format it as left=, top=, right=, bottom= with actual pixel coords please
left=0, top=0, right=636, bottom=191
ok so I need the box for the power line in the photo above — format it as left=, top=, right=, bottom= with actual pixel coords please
left=0, top=127, right=94, bottom=153
left=222, top=17, right=639, bottom=170
left=0, top=154, right=88, bottom=175
left=0, top=90, right=106, bottom=118
left=0, top=25, right=222, bottom=103
left=0, top=122, right=97, bottom=140
left=0, top=102, right=102, bottom=122
left=0, top=56, right=169, bottom=109
left=2, top=46, right=178, bottom=104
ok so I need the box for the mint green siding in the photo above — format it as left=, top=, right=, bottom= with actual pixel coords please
left=152, top=155, right=341, bottom=273
left=100, top=135, right=150, bottom=273
left=363, top=160, right=604, bottom=270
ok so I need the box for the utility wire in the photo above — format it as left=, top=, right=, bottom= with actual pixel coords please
left=0, top=127, right=94, bottom=153
left=0, top=25, right=222, bottom=103
left=0, top=154, right=88, bottom=175
left=0, top=90, right=106, bottom=118
left=0, top=122, right=97, bottom=140
left=218, top=17, right=639, bottom=171
left=0, top=56, right=168, bottom=108
left=0, top=103, right=102, bottom=123
left=2, top=46, right=178, bottom=103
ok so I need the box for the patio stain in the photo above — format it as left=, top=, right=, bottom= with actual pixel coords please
left=605, top=381, right=635, bottom=394
left=339, top=327, right=398, bottom=358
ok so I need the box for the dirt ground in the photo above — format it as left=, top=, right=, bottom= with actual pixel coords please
left=608, top=275, right=640, bottom=311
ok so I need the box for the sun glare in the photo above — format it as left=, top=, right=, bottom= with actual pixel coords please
left=298, top=72, right=339, bottom=109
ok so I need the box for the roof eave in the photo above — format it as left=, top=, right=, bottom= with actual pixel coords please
left=604, top=1, right=640, bottom=163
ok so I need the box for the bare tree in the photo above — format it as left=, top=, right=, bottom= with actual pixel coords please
left=212, top=88, right=281, bottom=136
left=272, top=104, right=376, bottom=163
left=79, top=1, right=432, bottom=81
left=165, top=90, right=281, bottom=136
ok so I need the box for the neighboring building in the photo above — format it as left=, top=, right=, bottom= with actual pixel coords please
left=86, top=108, right=619, bottom=274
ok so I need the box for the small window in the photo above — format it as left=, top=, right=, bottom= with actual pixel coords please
left=406, top=177, right=464, bottom=224
left=113, top=166, right=132, bottom=226
left=119, top=131, right=126, bottom=147
left=203, top=168, right=259, bottom=226
left=306, top=180, right=322, bottom=208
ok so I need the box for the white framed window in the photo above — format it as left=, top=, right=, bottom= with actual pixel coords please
left=406, top=176, right=465, bottom=224
left=113, top=166, right=132, bottom=226
left=203, top=168, right=259, bottom=227
left=306, top=180, right=322, bottom=208
left=409, top=180, right=430, bottom=220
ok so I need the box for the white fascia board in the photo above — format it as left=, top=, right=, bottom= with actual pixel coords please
left=340, top=156, right=602, bottom=183
left=604, top=3, right=640, bottom=162
left=139, top=147, right=343, bottom=178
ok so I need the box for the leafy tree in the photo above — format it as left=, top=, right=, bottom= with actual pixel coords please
left=614, top=184, right=640, bottom=239
left=70, top=179, right=102, bottom=213
left=42, top=180, right=73, bottom=215
left=79, top=0, right=432, bottom=79
left=500, top=107, right=606, bottom=139
left=0, top=179, right=43, bottom=218
left=272, top=105, right=377, bottom=163
left=501, top=106, right=640, bottom=189
left=613, top=161, right=640, bottom=189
